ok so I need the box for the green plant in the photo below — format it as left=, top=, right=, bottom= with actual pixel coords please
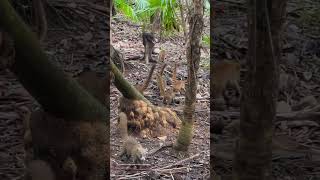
left=114, top=0, right=179, bottom=32
left=202, top=34, right=210, bottom=46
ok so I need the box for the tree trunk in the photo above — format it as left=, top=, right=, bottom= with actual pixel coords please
left=174, top=0, right=204, bottom=151
left=233, top=1, right=287, bottom=180
left=177, top=0, right=188, bottom=41
left=111, top=45, right=125, bottom=73
left=0, top=1, right=109, bottom=179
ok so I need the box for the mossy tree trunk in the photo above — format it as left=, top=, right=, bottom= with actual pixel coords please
left=110, top=59, right=151, bottom=104
left=233, top=0, right=287, bottom=180
left=0, top=1, right=109, bottom=179
left=174, top=0, right=204, bottom=151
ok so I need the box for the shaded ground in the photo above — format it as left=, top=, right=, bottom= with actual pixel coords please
left=0, top=1, right=108, bottom=179
left=212, top=0, right=320, bottom=179
left=110, top=14, right=210, bottom=179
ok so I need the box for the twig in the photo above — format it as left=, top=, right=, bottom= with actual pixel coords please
left=114, top=153, right=201, bottom=179
left=213, top=34, right=245, bottom=51
left=117, top=171, right=148, bottom=180
left=155, top=153, right=200, bottom=171
left=155, top=166, right=190, bottom=173
left=148, top=143, right=173, bottom=155
left=218, top=0, right=245, bottom=6
left=117, top=163, right=152, bottom=167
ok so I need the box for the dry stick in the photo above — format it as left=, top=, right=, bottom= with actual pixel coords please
left=116, top=154, right=200, bottom=179
left=117, top=163, right=151, bottom=167
left=219, top=0, right=245, bottom=5
left=155, top=153, right=200, bottom=171
left=118, top=172, right=148, bottom=180
left=118, top=166, right=190, bottom=179
left=155, top=166, right=190, bottom=173
left=305, top=104, right=320, bottom=112
left=148, top=143, right=174, bottom=155
left=112, top=167, right=151, bottom=171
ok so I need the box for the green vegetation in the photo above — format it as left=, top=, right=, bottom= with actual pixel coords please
left=114, top=0, right=179, bottom=32
left=114, top=0, right=210, bottom=33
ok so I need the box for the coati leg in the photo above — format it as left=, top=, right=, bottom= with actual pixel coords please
left=158, top=49, right=166, bottom=62
left=172, top=63, right=186, bottom=93
left=33, top=0, right=47, bottom=42
left=156, top=63, right=167, bottom=96
left=26, top=160, right=55, bottom=180
left=163, top=89, right=175, bottom=105
left=211, top=61, right=241, bottom=109
left=118, top=112, right=146, bottom=163
left=142, top=32, right=155, bottom=64
left=156, top=63, right=175, bottom=104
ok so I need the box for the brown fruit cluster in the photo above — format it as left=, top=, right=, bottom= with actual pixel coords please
left=119, top=97, right=181, bottom=137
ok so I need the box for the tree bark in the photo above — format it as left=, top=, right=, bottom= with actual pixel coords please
left=0, top=1, right=107, bottom=121
left=177, top=0, right=188, bottom=41
left=233, top=1, right=287, bottom=180
left=174, top=0, right=204, bottom=151
left=111, top=45, right=125, bottom=73
left=0, top=1, right=109, bottom=179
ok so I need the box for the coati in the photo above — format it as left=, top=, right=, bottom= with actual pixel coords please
left=76, top=68, right=108, bottom=106
left=158, top=49, right=166, bottom=62
left=163, top=88, right=175, bottom=105
left=135, top=64, right=156, bottom=94
left=156, top=63, right=167, bottom=96
left=156, top=63, right=175, bottom=104
left=172, top=63, right=185, bottom=93
left=62, top=157, right=77, bottom=180
left=212, top=61, right=241, bottom=100
left=26, top=160, right=55, bottom=180
left=142, top=32, right=156, bottom=64
left=118, top=112, right=146, bottom=163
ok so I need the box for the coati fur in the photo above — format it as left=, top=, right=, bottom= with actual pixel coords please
left=119, top=112, right=146, bottom=163
left=156, top=63, right=175, bottom=104
left=212, top=61, right=241, bottom=100
left=26, top=160, right=55, bottom=180
left=158, top=49, right=166, bottom=62
left=142, top=32, right=155, bottom=64
left=135, top=63, right=156, bottom=94
left=156, top=63, right=167, bottom=97
left=172, top=63, right=186, bottom=93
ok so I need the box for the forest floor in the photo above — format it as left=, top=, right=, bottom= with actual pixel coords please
left=110, top=14, right=210, bottom=179
left=0, top=1, right=108, bottom=179
left=212, top=0, right=320, bottom=179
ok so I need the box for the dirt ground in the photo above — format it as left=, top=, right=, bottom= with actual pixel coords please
left=0, top=1, right=108, bottom=179
left=110, top=14, right=210, bottom=179
left=212, top=0, right=320, bottom=179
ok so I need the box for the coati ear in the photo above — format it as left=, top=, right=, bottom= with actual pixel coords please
left=76, top=69, right=108, bottom=106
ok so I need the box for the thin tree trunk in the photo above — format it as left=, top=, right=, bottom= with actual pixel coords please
left=178, top=0, right=188, bottom=41
left=0, top=1, right=109, bottom=179
left=174, top=0, right=204, bottom=151
left=233, top=0, right=287, bottom=180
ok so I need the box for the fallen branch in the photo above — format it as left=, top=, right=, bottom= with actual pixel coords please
left=114, top=153, right=201, bottom=179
